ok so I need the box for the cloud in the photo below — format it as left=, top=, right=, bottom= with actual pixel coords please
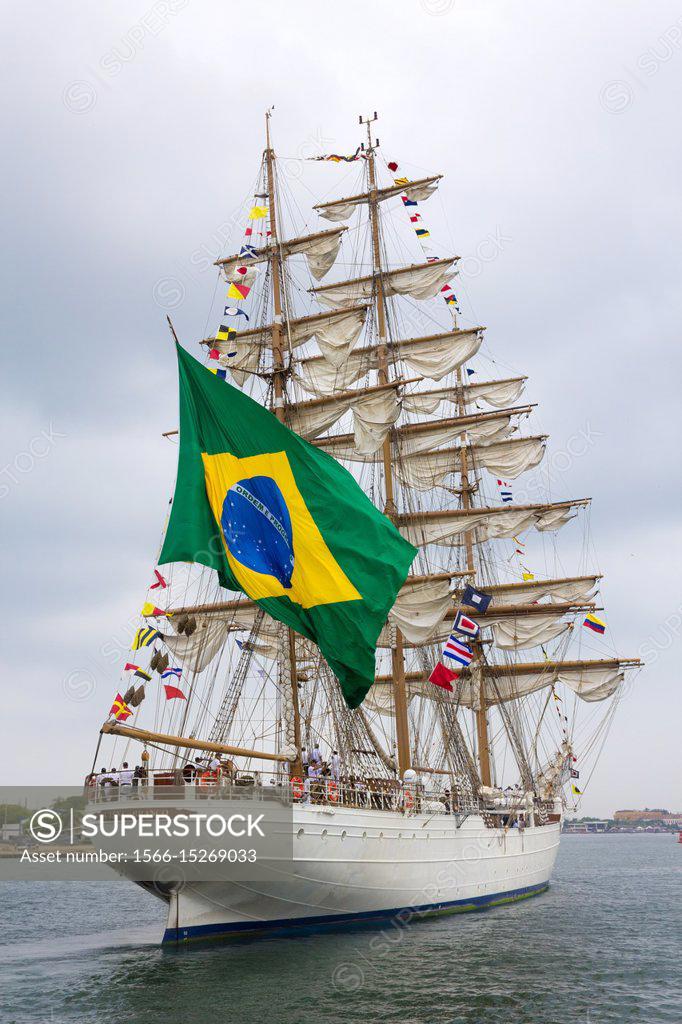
left=1, top=0, right=680, bottom=815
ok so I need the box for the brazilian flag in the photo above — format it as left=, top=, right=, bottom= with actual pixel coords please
left=159, top=344, right=417, bottom=708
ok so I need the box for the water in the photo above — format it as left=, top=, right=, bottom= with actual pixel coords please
left=1, top=836, right=680, bottom=1024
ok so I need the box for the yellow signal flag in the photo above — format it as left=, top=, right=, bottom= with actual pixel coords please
left=571, top=784, right=582, bottom=796
left=249, top=205, right=268, bottom=220
left=522, top=571, right=535, bottom=581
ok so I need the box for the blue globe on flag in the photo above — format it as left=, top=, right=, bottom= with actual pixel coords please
left=221, top=476, right=295, bottom=589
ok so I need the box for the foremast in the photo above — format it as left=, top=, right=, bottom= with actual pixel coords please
left=264, top=109, right=303, bottom=777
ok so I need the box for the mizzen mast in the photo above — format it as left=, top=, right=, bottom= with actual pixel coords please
left=455, top=363, right=492, bottom=787
left=361, top=112, right=411, bottom=778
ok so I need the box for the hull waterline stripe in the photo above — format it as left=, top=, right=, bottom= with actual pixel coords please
left=162, top=880, right=549, bottom=944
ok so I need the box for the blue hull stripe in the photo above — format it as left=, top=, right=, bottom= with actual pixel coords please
left=162, top=881, right=549, bottom=944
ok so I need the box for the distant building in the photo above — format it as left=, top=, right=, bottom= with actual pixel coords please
left=613, top=808, right=672, bottom=821
left=564, top=820, right=609, bottom=833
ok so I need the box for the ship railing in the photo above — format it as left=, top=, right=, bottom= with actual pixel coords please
left=84, top=768, right=473, bottom=817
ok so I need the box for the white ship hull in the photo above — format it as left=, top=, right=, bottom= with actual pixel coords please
left=144, top=803, right=560, bottom=943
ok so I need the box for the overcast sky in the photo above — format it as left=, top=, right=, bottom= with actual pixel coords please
left=1, top=0, right=680, bottom=816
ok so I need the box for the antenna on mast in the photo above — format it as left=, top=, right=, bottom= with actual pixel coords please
left=359, top=111, right=379, bottom=152
left=265, top=105, right=275, bottom=150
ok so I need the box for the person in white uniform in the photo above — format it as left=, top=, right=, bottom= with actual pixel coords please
left=118, top=762, right=134, bottom=790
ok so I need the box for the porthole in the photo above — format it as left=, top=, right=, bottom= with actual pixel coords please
left=341, top=830, right=347, bottom=839
left=296, top=828, right=304, bottom=839
left=321, top=829, right=328, bottom=839
left=362, top=831, right=367, bottom=839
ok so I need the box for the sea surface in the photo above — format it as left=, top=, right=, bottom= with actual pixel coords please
left=1, top=835, right=680, bottom=1024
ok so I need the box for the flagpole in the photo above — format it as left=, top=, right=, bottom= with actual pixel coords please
left=166, top=316, right=181, bottom=346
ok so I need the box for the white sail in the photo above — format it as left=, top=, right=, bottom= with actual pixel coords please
left=351, top=390, right=402, bottom=455
left=395, top=436, right=547, bottom=491
left=310, top=259, right=458, bottom=310
left=215, top=227, right=346, bottom=282
left=161, top=616, right=232, bottom=673
left=377, top=602, right=586, bottom=650
left=488, top=613, right=573, bottom=650
left=295, top=328, right=483, bottom=396
left=459, top=661, right=627, bottom=707
left=210, top=305, right=369, bottom=382
left=314, top=176, right=442, bottom=222
left=397, top=502, right=583, bottom=548
left=387, top=577, right=452, bottom=644
left=369, top=660, right=629, bottom=714
left=479, top=575, right=600, bottom=606
left=403, top=376, right=527, bottom=415
left=286, top=387, right=401, bottom=450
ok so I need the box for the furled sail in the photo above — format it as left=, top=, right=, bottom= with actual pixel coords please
left=403, top=377, right=528, bottom=415
left=378, top=602, right=588, bottom=650
left=286, top=385, right=401, bottom=451
left=207, top=305, right=369, bottom=380
left=285, top=397, right=350, bottom=439
left=315, top=407, right=521, bottom=462
left=295, top=328, right=483, bottom=396
left=370, top=659, right=637, bottom=713
left=351, top=389, right=402, bottom=454
left=215, top=227, right=346, bottom=281
left=161, top=616, right=232, bottom=673
left=488, top=612, right=573, bottom=650
left=395, top=436, right=547, bottom=490
left=387, top=577, right=452, bottom=644
left=459, top=659, right=633, bottom=706
left=310, top=258, right=458, bottom=310
left=314, top=175, right=442, bottom=222
left=478, top=574, right=600, bottom=606
left=397, top=501, right=586, bottom=548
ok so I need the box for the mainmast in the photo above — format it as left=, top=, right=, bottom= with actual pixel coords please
left=361, top=112, right=411, bottom=778
left=264, top=109, right=303, bottom=775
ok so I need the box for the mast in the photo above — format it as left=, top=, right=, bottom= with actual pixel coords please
left=456, top=364, right=492, bottom=787
left=265, top=109, right=303, bottom=775
left=362, top=112, right=411, bottom=778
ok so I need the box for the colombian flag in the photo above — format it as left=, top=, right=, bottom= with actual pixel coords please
left=159, top=344, right=416, bottom=708
left=583, top=614, right=606, bottom=635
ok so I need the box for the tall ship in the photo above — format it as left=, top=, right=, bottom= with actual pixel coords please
left=90, top=112, right=640, bottom=943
